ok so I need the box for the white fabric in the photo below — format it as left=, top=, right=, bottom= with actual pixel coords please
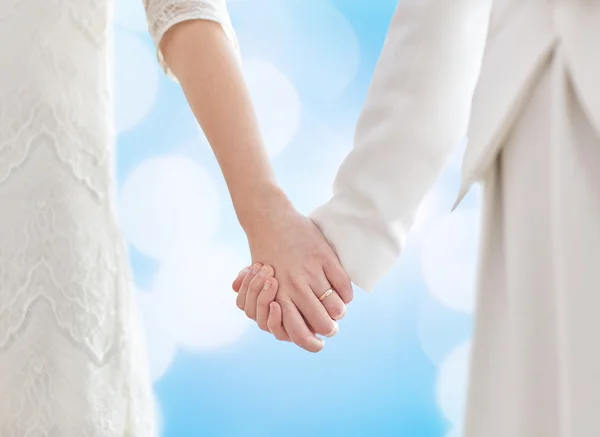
left=311, top=0, right=493, bottom=291
left=0, top=0, right=235, bottom=435
left=143, top=0, right=237, bottom=77
left=310, top=0, right=600, bottom=292
left=311, top=1, right=600, bottom=435
left=466, top=50, right=600, bottom=437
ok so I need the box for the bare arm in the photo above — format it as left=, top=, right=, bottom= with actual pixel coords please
left=160, top=19, right=292, bottom=233
left=143, top=4, right=349, bottom=352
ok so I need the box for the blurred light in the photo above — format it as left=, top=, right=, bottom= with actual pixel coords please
left=154, top=394, right=164, bottom=435
left=113, top=29, right=159, bottom=132
left=282, top=0, right=360, bottom=99
left=417, top=297, right=473, bottom=366
left=113, top=0, right=148, bottom=32
left=436, top=342, right=472, bottom=430
left=119, top=155, right=221, bottom=259
left=151, top=244, right=251, bottom=350
left=243, top=59, right=301, bottom=156
left=420, top=209, right=481, bottom=313
left=136, top=290, right=177, bottom=382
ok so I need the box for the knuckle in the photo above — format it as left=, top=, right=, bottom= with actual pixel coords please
left=239, top=281, right=250, bottom=294
left=289, top=273, right=306, bottom=289
left=257, top=289, right=273, bottom=304
left=247, top=286, right=260, bottom=299
left=318, top=250, right=331, bottom=264
left=322, top=251, right=338, bottom=267
left=337, top=282, right=353, bottom=302
left=248, top=275, right=263, bottom=291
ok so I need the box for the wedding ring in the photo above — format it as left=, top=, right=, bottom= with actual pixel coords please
left=318, top=288, right=334, bottom=302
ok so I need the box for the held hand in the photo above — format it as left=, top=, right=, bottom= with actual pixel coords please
left=232, top=268, right=290, bottom=342
left=232, top=265, right=343, bottom=345
left=236, top=206, right=352, bottom=352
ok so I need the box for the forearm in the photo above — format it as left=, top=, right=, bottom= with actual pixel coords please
left=311, top=0, right=493, bottom=291
left=159, top=20, right=292, bottom=232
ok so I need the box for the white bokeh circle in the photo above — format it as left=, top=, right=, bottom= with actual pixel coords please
left=420, top=209, right=481, bottom=313
left=437, top=342, right=472, bottom=426
left=113, top=0, right=148, bottom=32
left=229, top=0, right=294, bottom=47
left=113, top=29, right=159, bottom=132
left=119, top=156, right=221, bottom=259
left=283, top=0, right=360, bottom=99
left=135, top=290, right=177, bottom=382
left=152, top=244, right=251, bottom=350
left=417, top=296, right=473, bottom=367
left=292, top=126, right=353, bottom=208
left=243, top=59, right=301, bottom=156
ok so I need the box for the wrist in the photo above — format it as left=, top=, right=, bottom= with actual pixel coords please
left=234, top=181, right=295, bottom=235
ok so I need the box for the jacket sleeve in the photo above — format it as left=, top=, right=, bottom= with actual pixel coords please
left=310, top=0, right=493, bottom=292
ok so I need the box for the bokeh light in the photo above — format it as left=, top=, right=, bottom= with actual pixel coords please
left=112, top=1, right=478, bottom=436
left=113, top=29, right=159, bottom=132
left=119, top=156, right=221, bottom=259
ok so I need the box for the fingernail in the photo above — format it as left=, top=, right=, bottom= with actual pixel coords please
left=259, top=266, right=269, bottom=277
left=269, top=302, right=276, bottom=310
left=335, top=306, right=347, bottom=321
left=263, top=279, right=272, bottom=290
left=238, top=267, right=250, bottom=276
left=325, top=322, right=339, bottom=338
left=251, top=263, right=261, bottom=274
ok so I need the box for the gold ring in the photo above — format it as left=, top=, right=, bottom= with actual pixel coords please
left=318, top=288, right=334, bottom=302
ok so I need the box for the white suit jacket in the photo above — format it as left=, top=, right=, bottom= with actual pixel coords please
left=310, top=0, right=600, bottom=292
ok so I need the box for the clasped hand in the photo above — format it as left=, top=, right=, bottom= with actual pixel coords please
left=232, top=207, right=352, bottom=352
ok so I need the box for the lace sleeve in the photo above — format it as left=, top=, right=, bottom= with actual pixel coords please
left=143, top=0, right=238, bottom=79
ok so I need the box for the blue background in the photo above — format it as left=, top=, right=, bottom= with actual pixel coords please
left=112, top=1, right=481, bottom=436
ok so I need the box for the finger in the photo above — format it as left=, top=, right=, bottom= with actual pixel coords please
left=281, top=299, right=324, bottom=353
left=290, top=278, right=338, bottom=337
left=312, top=276, right=347, bottom=321
left=267, top=301, right=290, bottom=342
left=323, top=256, right=353, bottom=304
left=245, top=265, right=274, bottom=320
left=232, top=266, right=252, bottom=292
left=236, top=263, right=262, bottom=310
left=257, top=276, right=279, bottom=332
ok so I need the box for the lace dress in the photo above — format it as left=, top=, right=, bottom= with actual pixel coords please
left=0, top=0, right=236, bottom=435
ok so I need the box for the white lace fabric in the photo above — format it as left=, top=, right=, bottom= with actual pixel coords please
left=0, top=0, right=234, bottom=435
left=143, top=0, right=239, bottom=78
